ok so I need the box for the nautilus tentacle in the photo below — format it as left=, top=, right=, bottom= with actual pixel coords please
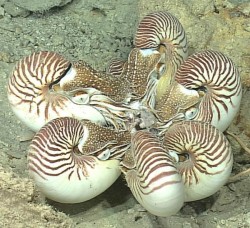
left=134, top=11, right=188, bottom=100
left=28, top=117, right=130, bottom=203
left=163, top=121, right=233, bottom=202
left=7, top=51, right=107, bottom=131
left=175, top=50, right=242, bottom=132
left=121, top=130, right=184, bottom=217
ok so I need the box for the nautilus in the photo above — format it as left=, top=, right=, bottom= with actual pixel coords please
left=7, top=51, right=132, bottom=131
left=173, top=50, right=242, bottom=132
left=163, top=121, right=233, bottom=202
left=134, top=11, right=188, bottom=100
left=120, top=130, right=184, bottom=217
left=28, top=117, right=131, bottom=203
left=7, top=51, right=104, bottom=131
left=121, top=121, right=233, bottom=216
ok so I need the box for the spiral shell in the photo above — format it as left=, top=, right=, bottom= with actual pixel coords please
left=121, top=130, right=184, bottom=217
left=163, top=121, right=233, bottom=202
left=175, top=50, right=242, bottom=132
left=28, top=117, right=130, bottom=203
left=7, top=51, right=106, bottom=131
left=134, top=11, right=188, bottom=100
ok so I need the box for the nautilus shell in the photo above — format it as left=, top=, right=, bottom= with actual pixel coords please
left=174, top=50, right=242, bottom=132
left=121, top=130, right=184, bottom=217
left=163, top=121, right=233, bottom=202
left=7, top=51, right=107, bottom=131
left=28, top=117, right=131, bottom=203
left=134, top=11, right=188, bottom=100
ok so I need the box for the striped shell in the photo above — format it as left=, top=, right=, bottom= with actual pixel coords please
left=175, top=50, right=242, bottom=132
left=134, top=12, right=188, bottom=100
left=163, top=121, right=233, bottom=202
left=7, top=51, right=106, bottom=131
left=28, top=117, right=130, bottom=203
left=121, top=130, right=184, bottom=217
left=106, top=58, right=126, bottom=77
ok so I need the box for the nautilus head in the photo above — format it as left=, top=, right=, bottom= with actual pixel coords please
left=58, top=60, right=131, bottom=103
left=28, top=117, right=131, bottom=203
left=163, top=121, right=233, bottom=202
left=175, top=50, right=242, bottom=132
left=134, top=11, right=188, bottom=100
left=120, top=130, right=184, bottom=217
left=107, top=48, right=163, bottom=120
left=154, top=81, right=200, bottom=123
left=123, top=48, right=161, bottom=102
left=7, top=51, right=108, bottom=131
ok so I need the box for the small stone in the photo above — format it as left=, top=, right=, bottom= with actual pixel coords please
left=242, top=21, right=250, bottom=32
left=15, top=26, right=23, bottom=34
left=0, top=6, right=4, bottom=17
left=51, top=34, right=65, bottom=46
left=127, top=208, right=135, bottom=214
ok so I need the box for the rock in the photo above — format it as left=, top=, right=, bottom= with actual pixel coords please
left=10, top=0, right=72, bottom=12
left=4, top=2, right=30, bottom=17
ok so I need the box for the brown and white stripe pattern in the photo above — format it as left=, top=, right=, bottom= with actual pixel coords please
left=7, top=51, right=107, bottom=131
left=121, top=130, right=184, bottom=217
left=28, top=117, right=123, bottom=203
left=175, top=50, right=242, bottom=132
left=163, top=121, right=233, bottom=202
left=106, top=59, right=127, bottom=77
left=134, top=11, right=188, bottom=84
left=135, top=11, right=187, bottom=57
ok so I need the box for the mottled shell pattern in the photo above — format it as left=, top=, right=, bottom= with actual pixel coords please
left=6, top=9, right=242, bottom=218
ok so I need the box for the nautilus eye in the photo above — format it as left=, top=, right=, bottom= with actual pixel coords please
left=163, top=121, right=233, bottom=202
left=134, top=11, right=188, bottom=100
left=120, top=130, right=184, bottom=217
left=7, top=51, right=107, bottom=131
left=184, top=106, right=199, bottom=120
left=175, top=50, right=242, bottom=132
left=28, top=117, right=130, bottom=203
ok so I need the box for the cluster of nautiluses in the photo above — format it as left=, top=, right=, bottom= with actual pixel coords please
left=7, top=12, right=242, bottom=217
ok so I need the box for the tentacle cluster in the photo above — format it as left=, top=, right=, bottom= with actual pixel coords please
left=7, top=10, right=242, bottom=217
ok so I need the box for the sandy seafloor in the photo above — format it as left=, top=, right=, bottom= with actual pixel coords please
left=0, top=0, right=250, bottom=227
